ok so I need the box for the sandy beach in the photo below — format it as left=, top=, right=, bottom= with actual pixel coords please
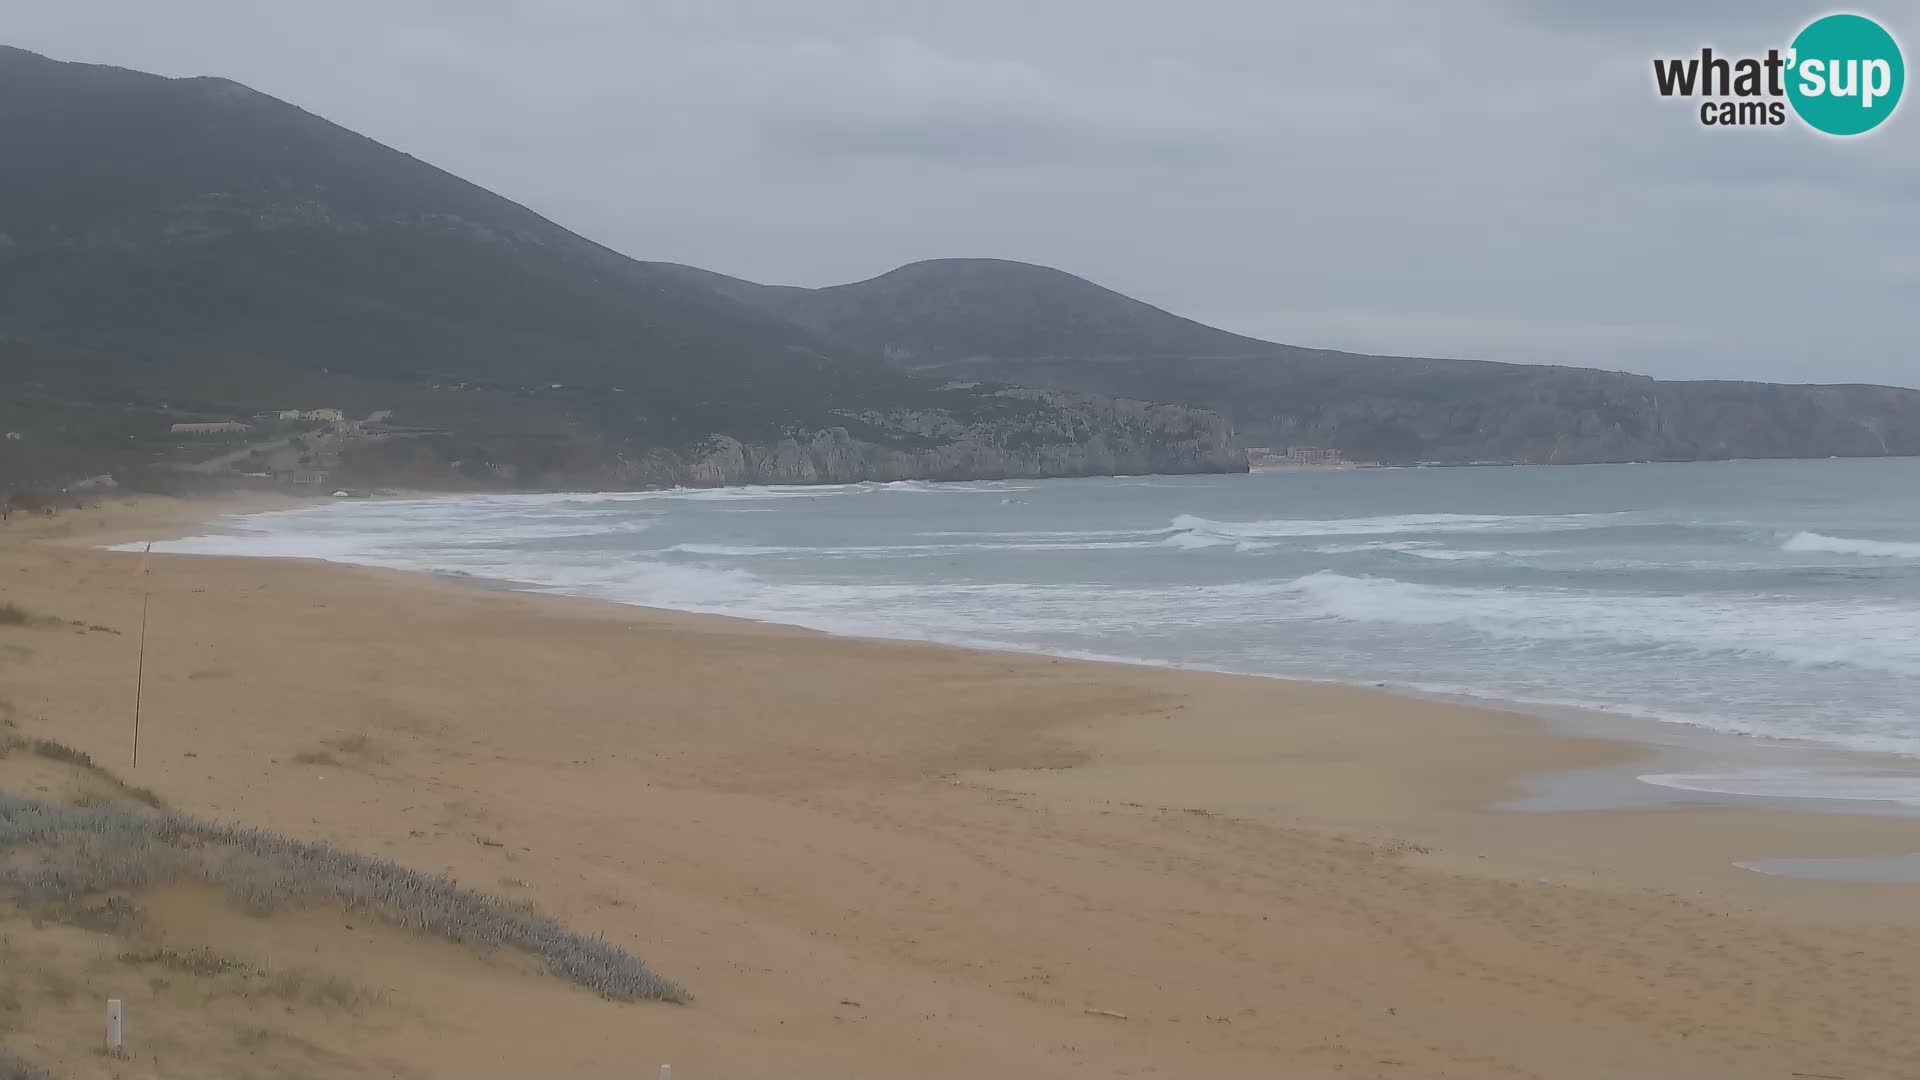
left=5, top=495, right=1920, bottom=1078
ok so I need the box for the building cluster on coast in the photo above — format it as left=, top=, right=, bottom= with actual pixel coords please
left=162, top=408, right=398, bottom=489
left=169, top=408, right=348, bottom=436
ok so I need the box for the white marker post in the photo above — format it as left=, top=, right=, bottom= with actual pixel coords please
left=106, top=998, right=125, bottom=1058
left=659, top=1066, right=671, bottom=1080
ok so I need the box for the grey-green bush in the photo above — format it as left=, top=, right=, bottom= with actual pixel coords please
left=0, top=794, right=685, bottom=1003
left=0, top=1050, right=52, bottom=1080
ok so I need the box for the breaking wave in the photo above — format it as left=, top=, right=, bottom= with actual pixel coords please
left=1783, top=531, right=1920, bottom=560
left=115, top=466, right=1920, bottom=758
left=1279, top=571, right=1920, bottom=677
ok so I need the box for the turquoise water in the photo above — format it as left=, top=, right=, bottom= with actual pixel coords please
left=146, top=458, right=1920, bottom=758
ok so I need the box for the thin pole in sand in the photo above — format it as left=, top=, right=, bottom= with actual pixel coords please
left=131, top=543, right=152, bottom=769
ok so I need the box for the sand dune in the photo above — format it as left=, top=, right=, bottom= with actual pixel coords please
left=3, top=496, right=1920, bottom=1077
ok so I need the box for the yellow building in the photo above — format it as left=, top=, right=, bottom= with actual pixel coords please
left=304, top=408, right=342, bottom=423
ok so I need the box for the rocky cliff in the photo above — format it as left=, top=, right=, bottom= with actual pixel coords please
left=1233, top=369, right=1920, bottom=464
left=666, top=259, right=1920, bottom=466
left=642, top=394, right=1242, bottom=486
left=335, top=391, right=1245, bottom=490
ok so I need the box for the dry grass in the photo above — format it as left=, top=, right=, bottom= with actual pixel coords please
left=118, top=946, right=250, bottom=978
left=116, top=947, right=379, bottom=1010
left=0, top=604, right=47, bottom=629
left=0, top=1050, right=51, bottom=1080
left=22, top=741, right=88, bottom=769
left=0, top=979, right=20, bottom=1027
left=326, top=734, right=374, bottom=755
left=0, top=793, right=686, bottom=1003
left=229, top=1024, right=358, bottom=1068
left=323, top=733, right=387, bottom=763
left=3, top=738, right=164, bottom=810
left=262, top=969, right=375, bottom=1010
left=289, top=735, right=386, bottom=770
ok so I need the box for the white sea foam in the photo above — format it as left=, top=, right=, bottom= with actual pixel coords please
left=1312, top=540, right=1504, bottom=560
left=1164, top=510, right=1625, bottom=543
left=1736, top=854, right=1920, bottom=883
left=922, top=511, right=1615, bottom=546
left=914, top=527, right=1162, bottom=541
left=1783, top=531, right=1920, bottom=560
left=615, top=480, right=1035, bottom=500
left=1276, top=571, right=1920, bottom=676
left=662, top=543, right=797, bottom=557
left=460, top=520, right=657, bottom=543
left=918, top=511, right=1615, bottom=553
left=136, top=515, right=1920, bottom=683
left=1158, top=531, right=1275, bottom=553
left=665, top=538, right=1164, bottom=559
left=863, top=479, right=1038, bottom=494
left=514, top=559, right=769, bottom=610
left=1639, top=770, right=1920, bottom=807
left=114, top=467, right=1920, bottom=761
left=644, top=485, right=859, bottom=501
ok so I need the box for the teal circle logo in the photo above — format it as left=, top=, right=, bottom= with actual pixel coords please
left=1786, top=13, right=1904, bottom=135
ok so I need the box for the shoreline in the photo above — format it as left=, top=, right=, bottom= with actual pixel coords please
left=10, top=494, right=1920, bottom=1076
left=85, top=495, right=1920, bottom=886
left=136, top=491, right=1920, bottom=832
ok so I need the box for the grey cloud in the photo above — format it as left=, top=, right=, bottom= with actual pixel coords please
left=0, top=0, right=1914, bottom=387
left=759, top=111, right=1230, bottom=162
left=1503, top=0, right=1836, bottom=31
left=700, top=35, right=1234, bottom=162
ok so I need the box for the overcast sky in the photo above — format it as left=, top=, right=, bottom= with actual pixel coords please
left=5, top=0, right=1916, bottom=386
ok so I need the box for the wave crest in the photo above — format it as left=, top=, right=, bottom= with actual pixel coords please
left=1782, top=531, right=1920, bottom=560
left=1280, top=571, right=1920, bottom=676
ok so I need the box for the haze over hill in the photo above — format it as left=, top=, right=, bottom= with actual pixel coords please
left=0, top=45, right=1239, bottom=490
left=663, top=258, right=1920, bottom=465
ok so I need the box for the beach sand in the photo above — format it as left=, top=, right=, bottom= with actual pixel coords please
left=4, top=495, right=1920, bottom=1078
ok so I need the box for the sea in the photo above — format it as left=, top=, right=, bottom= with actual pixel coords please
left=140, top=458, right=1920, bottom=769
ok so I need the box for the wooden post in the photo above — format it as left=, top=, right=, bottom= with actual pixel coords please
left=659, top=1065, right=671, bottom=1080
left=106, top=998, right=125, bottom=1057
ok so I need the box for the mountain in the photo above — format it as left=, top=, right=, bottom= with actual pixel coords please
left=0, top=46, right=1242, bottom=490
left=5, top=42, right=1911, bottom=487
left=661, top=259, right=1920, bottom=465
left=656, top=258, right=1278, bottom=364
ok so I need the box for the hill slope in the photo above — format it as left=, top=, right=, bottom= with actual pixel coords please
left=661, top=259, right=1920, bottom=464
left=0, top=47, right=864, bottom=411
left=658, top=257, right=1281, bottom=363
left=0, top=46, right=1241, bottom=489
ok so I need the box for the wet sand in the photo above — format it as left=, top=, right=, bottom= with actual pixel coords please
left=4, top=494, right=1920, bottom=1077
